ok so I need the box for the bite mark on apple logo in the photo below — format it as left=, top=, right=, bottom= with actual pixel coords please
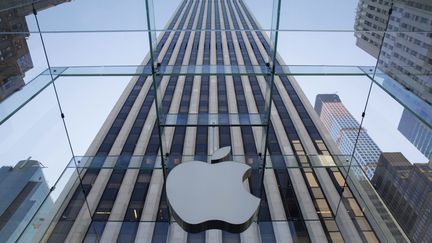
left=166, top=147, right=260, bottom=233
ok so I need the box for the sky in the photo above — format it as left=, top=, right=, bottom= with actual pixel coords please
left=0, top=0, right=429, bottom=195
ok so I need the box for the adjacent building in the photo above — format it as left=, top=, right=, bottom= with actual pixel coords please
left=30, top=0, right=407, bottom=242
left=0, top=0, right=69, bottom=101
left=371, top=152, right=432, bottom=242
left=0, top=159, right=52, bottom=243
left=354, top=0, right=432, bottom=104
left=398, top=108, right=432, bottom=159
left=314, top=94, right=382, bottom=179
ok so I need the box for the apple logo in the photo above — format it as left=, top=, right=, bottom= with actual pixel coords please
left=166, top=146, right=260, bottom=233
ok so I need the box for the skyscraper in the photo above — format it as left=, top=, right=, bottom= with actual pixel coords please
left=0, top=159, right=52, bottom=243
left=371, top=152, right=432, bottom=242
left=398, top=109, right=432, bottom=159
left=354, top=0, right=432, bottom=104
left=35, top=1, right=405, bottom=242
left=314, top=94, right=382, bottom=179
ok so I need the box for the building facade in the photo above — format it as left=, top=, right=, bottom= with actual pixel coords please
left=0, top=160, right=52, bottom=243
left=37, top=0, right=405, bottom=242
left=398, top=108, right=432, bottom=159
left=314, top=94, right=382, bottom=179
left=354, top=0, right=432, bottom=104
left=371, top=152, right=432, bottom=242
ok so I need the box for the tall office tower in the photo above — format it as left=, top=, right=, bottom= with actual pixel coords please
left=398, top=109, right=432, bottom=159
left=354, top=0, right=432, bottom=104
left=354, top=0, right=392, bottom=58
left=0, top=0, right=70, bottom=101
left=371, top=152, right=432, bottom=242
left=39, top=1, right=403, bottom=242
left=0, top=159, right=52, bottom=243
left=314, top=94, right=382, bottom=179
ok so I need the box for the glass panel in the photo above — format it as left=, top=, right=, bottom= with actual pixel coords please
left=369, top=69, right=432, bottom=129
left=0, top=30, right=49, bottom=103
left=0, top=83, right=72, bottom=187
left=278, top=0, right=366, bottom=31
left=35, top=0, right=147, bottom=32
left=363, top=82, right=430, bottom=164
left=291, top=75, right=374, bottom=175
left=342, top=157, right=409, bottom=243
left=277, top=31, right=378, bottom=67
left=0, top=84, right=75, bottom=243
left=153, top=0, right=183, bottom=31
left=16, top=167, right=92, bottom=243
left=375, top=6, right=431, bottom=105
left=372, top=32, right=432, bottom=130
left=359, top=81, right=430, bottom=242
left=152, top=72, right=273, bottom=169
left=42, top=32, right=149, bottom=67
left=54, top=76, right=130, bottom=156
left=0, top=71, right=60, bottom=126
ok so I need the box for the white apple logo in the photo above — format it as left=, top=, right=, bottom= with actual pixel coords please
left=166, top=147, right=260, bottom=233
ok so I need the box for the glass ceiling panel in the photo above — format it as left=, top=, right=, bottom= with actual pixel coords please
left=36, top=0, right=148, bottom=32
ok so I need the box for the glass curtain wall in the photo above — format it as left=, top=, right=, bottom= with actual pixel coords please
left=0, top=0, right=430, bottom=242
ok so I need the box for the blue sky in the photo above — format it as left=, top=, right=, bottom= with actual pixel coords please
left=0, top=0, right=428, bottom=189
